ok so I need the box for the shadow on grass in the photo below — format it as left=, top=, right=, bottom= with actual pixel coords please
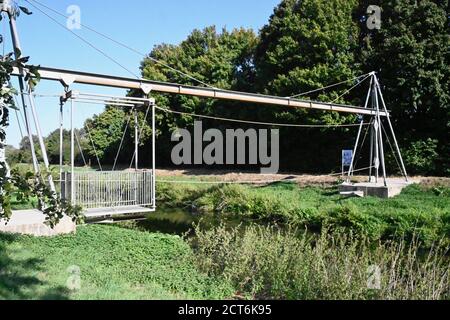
left=0, top=233, right=69, bottom=300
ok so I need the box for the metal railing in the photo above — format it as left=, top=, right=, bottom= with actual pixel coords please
left=62, top=170, right=155, bottom=209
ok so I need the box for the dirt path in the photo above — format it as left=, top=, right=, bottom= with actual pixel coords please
left=156, top=169, right=449, bottom=187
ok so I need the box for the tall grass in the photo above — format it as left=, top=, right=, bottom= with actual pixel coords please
left=191, top=225, right=450, bottom=300
left=0, top=225, right=234, bottom=300
left=157, top=182, right=450, bottom=246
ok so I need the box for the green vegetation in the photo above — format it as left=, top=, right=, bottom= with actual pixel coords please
left=62, top=0, right=449, bottom=176
left=1, top=0, right=449, bottom=301
left=158, top=182, right=450, bottom=246
left=1, top=223, right=447, bottom=300
left=193, top=224, right=449, bottom=300
left=0, top=225, right=233, bottom=300
left=358, top=0, right=449, bottom=175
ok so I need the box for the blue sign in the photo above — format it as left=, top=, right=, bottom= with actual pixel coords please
left=342, top=150, right=353, bottom=167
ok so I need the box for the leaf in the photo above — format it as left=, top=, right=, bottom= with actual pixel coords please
left=19, top=6, right=33, bottom=15
left=7, top=103, right=19, bottom=111
left=18, top=56, right=30, bottom=64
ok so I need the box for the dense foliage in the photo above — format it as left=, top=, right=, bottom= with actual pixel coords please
left=157, top=181, right=450, bottom=246
left=0, top=225, right=233, bottom=299
left=356, top=0, right=450, bottom=175
left=0, top=6, right=82, bottom=225
left=193, top=225, right=449, bottom=300
left=79, top=0, right=448, bottom=176
left=1, top=223, right=447, bottom=300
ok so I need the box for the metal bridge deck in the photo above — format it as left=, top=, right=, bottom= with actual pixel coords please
left=84, top=206, right=155, bottom=220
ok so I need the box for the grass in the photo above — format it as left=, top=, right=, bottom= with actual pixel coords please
left=3, top=166, right=449, bottom=300
left=0, top=225, right=233, bottom=300
left=1, top=222, right=447, bottom=300
left=192, top=224, right=450, bottom=300
left=157, top=182, right=450, bottom=246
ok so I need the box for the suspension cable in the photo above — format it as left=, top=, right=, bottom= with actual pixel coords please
left=84, top=121, right=103, bottom=172
left=129, top=105, right=151, bottom=169
left=11, top=91, right=25, bottom=140
left=330, top=74, right=372, bottom=104
left=289, top=73, right=372, bottom=99
left=74, top=130, right=88, bottom=167
left=155, top=106, right=368, bottom=128
left=25, top=0, right=141, bottom=79
left=112, top=111, right=133, bottom=171
left=26, top=0, right=218, bottom=89
left=381, top=121, right=403, bottom=175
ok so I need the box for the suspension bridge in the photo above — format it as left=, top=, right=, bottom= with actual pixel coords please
left=0, top=0, right=412, bottom=236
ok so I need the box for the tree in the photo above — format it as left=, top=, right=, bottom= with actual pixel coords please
left=139, top=26, right=260, bottom=167
left=253, top=0, right=362, bottom=171
left=0, top=4, right=82, bottom=224
left=84, top=107, right=131, bottom=166
left=356, top=0, right=450, bottom=175
left=255, top=0, right=360, bottom=102
left=45, top=129, right=87, bottom=166
left=4, top=145, right=21, bottom=165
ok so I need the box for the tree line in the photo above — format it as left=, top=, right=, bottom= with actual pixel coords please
left=8, top=0, right=449, bottom=175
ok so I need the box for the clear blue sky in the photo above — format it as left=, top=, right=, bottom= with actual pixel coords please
left=5, top=0, right=280, bottom=147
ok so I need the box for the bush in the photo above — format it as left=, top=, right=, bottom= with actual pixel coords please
left=403, top=139, right=440, bottom=175
left=191, top=225, right=450, bottom=300
left=182, top=183, right=449, bottom=246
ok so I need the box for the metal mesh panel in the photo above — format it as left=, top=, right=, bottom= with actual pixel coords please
left=63, top=170, right=154, bottom=209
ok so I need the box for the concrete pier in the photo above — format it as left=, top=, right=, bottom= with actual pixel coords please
left=0, top=210, right=76, bottom=237
left=339, top=178, right=417, bottom=198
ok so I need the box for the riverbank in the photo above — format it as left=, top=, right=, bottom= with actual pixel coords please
left=1, top=223, right=448, bottom=300
left=156, top=177, right=450, bottom=246
left=4, top=169, right=448, bottom=299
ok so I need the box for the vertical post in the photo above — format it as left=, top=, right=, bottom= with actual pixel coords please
left=27, top=89, right=56, bottom=191
left=134, top=107, right=138, bottom=205
left=374, top=120, right=380, bottom=183
left=347, top=76, right=374, bottom=183
left=374, top=84, right=387, bottom=186
left=7, top=13, right=39, bottom=175
left=152, top=103, right=156, bottom=209
left=134, top=107, right=139, bottom=170
left=368, top=118, right=374, bottom=183
left=70, top=98, right=75, bottom=205
left=59, top=99, right=64, bottom=194
left=371, top=82, right=380, bottom=183
left=375, top=78, right=409, bottom=182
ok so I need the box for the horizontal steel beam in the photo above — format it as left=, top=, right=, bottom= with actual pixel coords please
left=12, top=66, right=388, bottom=117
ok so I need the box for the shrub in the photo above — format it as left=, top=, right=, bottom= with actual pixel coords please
left=191, top=225, right=450, bottom=300
left=403, top=139, right=440, bottom=175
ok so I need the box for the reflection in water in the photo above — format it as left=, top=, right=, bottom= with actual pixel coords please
left=118, top=207, right=249, bottom=236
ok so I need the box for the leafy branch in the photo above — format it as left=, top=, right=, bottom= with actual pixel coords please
left=0, top=3, right=82, bottom=227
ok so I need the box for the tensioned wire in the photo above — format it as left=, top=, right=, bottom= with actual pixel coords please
left=155, top=105, right=370, bottom=128
left=25, top=0, right=217, bottom=88
left=32, top=94, right=371, bottom=128
left=26, top=0, right=371, bottom=98
left=18, top=1, right=383, bottom=183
